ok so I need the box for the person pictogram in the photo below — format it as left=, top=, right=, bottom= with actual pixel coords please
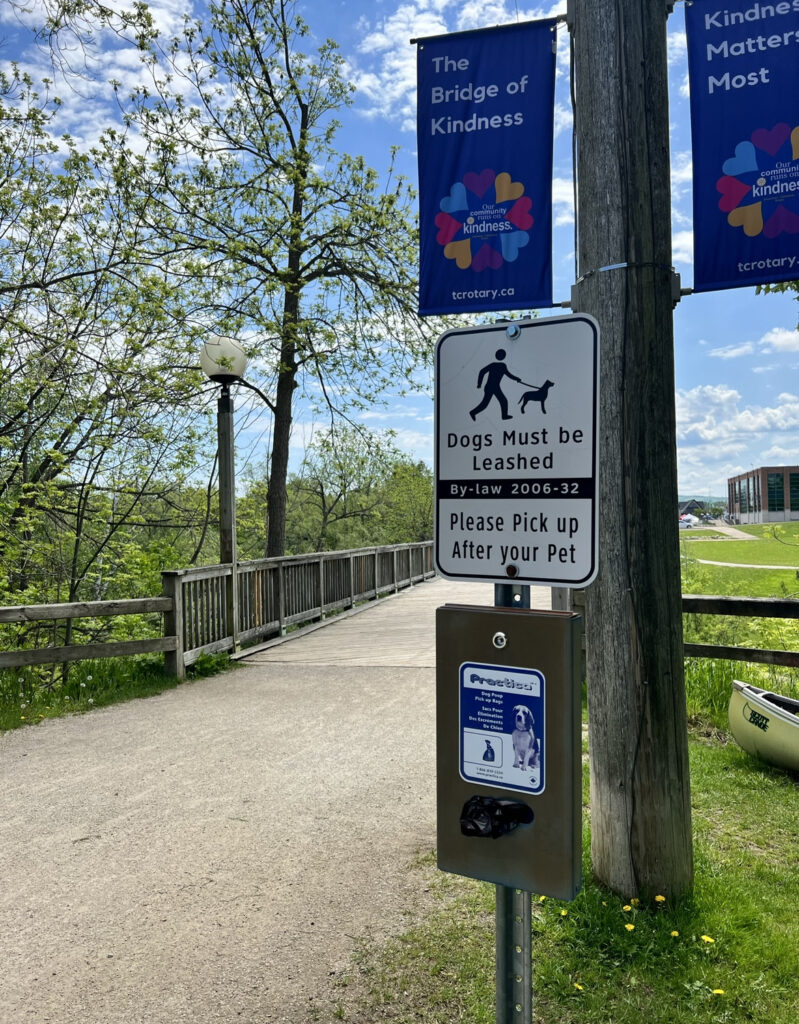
left=469, top=349, right=523, bottom=421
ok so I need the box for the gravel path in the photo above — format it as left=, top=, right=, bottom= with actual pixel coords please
left=0, top=578, right=548, bottom=1023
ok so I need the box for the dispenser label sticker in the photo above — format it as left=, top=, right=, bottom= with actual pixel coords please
left=459, top=661, right=545, bottom=795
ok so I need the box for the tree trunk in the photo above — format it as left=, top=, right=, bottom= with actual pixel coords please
left=266, top=342, right=296, bottom=558
left=572, top=0, right=693, bottom=897
left=266, top=102, right=308, bottom=559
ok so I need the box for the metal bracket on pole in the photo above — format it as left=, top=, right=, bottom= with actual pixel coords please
left=671, top=270, right=683, bottom=308
left=572, top=266, right=684, bottom=309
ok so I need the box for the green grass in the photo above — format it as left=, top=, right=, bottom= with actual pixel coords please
left=0, top=652, right=230, bottom=731
left=681, top=531, right=799, bottom=676
left=682, top=561, right=799, bottom=598
left=327, top=740, right=799, bottom=1024
left=684, top=538, right=799, bottom=567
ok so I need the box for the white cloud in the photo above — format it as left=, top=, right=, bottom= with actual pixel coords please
left=670, top=150, right=692, bottom=198
left=351, top=1, right=567, bottom=128
left=667, top=30, right=687, bottom=67
left=760, top=327, right=799, bottom=352
left=671, top=230, right=693, bottom=266
left=708, top=342, right=754, bottom=360
left=677, top=384, right=799, bottom=445
left=389, top=427, right=434, bottom=464
left=552, top=175, right=574, bottom=226
left=761, top=444, right=799, bottom=462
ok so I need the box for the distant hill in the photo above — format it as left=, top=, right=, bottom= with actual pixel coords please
left=678, top=495, right=726, bottom=505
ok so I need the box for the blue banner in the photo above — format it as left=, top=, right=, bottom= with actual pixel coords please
left=686, top=1, right=799, bottom=292
left=416, top=20, right=557, bottom=315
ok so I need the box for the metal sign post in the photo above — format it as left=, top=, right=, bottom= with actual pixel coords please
left=495, top=581, right=532, bottom=1024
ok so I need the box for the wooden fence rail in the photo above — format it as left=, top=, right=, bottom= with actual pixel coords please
left=3, top=562, right=799, bottom=676
left=682, top=594, right=799, bottom=669
left=0, top=599, right=175, bottom=669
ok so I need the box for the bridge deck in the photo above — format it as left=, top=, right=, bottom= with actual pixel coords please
left=243, top=576, right=551, bottom=667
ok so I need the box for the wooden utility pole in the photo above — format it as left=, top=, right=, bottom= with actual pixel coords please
left=570, top=0, right=693, bottom=895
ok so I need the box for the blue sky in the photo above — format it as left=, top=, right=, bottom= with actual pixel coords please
left=4, top=0, right=799, bottom=498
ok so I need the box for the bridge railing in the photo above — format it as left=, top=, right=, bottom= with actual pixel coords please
left=4, top=557, right=799, bottom=680
left=159, top=542, right=435, bottom=676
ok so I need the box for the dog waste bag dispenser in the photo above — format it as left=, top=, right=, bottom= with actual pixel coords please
left=436, top=604, right=582, bottom=900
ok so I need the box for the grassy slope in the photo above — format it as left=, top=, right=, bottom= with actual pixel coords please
left=327, top=741, right=799, bottom=1024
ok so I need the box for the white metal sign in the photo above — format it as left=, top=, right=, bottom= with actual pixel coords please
left=434, top=315, right=599, bottom=586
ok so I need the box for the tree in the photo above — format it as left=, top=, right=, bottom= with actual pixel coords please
left=376, top=460, right=434, bottom=545
left=123, top=0, right=434, bottom=557
left=284, top=427, right=400, bottom=552
left=0, top=64, right=213, bottom=624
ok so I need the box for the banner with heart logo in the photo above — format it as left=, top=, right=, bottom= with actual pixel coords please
left=686, top=0, right=799, bottom=292
left=415, top=20, right=557, bottom=315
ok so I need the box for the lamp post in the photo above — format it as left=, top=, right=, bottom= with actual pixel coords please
left=200, top=336, right=249, bottom=650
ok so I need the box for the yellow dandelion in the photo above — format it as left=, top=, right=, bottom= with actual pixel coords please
left=712, top=989, right=725, bottom=996
left=574, top=983, right=584, bottom=991
left=622, top=904, right=632, bottom=912
left=701, top=935, right=715, bottom=944
left=625, top=923, right=635, bottom=932
left=655, top=894, right=666, bottom=903
left=538, top=895, right=547, bottom=903
left=670, top=930, right=679, bottom=937
left=630, top=898, right=640, bottom=906
left=560, top=909, right=568, bottom=917
left=601, top=901, right=607, bottom=906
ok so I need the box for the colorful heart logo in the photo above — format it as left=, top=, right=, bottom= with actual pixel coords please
left=500, top=231, right=529, bottom=263
left=443, top=240, right=473, bottom=269
left=463, top=169, right=496, bottom=198
left=716, top=175, right=751, bottom=213
left=727, top=202, right=763, bottom=237
left=751, top=123, right=791, bottom=157
left=440, top=182, right=468, bottom=214
left=494, top=172, right=524, bottom=203
left=435, top=211, right=461, bottom=246
left=507, top=196, right=534, bottom=230
left=763, top=203, right=799, bottom=238
left=471, top=243, right=503, bottom=272
left=722, top=141, right=758, bottom=177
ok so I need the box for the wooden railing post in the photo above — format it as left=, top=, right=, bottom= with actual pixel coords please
left=319, top=556, right=325, bottom=620
left=349, top=553, right=356, bottom=609
left=278, top=562, right=286, bottom=636
left=162, top=571, right=185, bottom=679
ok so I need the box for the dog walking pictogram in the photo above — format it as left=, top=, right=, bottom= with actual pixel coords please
left=469, top=349, right=523, bottom=421
left=469, top=348, right=555, bottom=420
